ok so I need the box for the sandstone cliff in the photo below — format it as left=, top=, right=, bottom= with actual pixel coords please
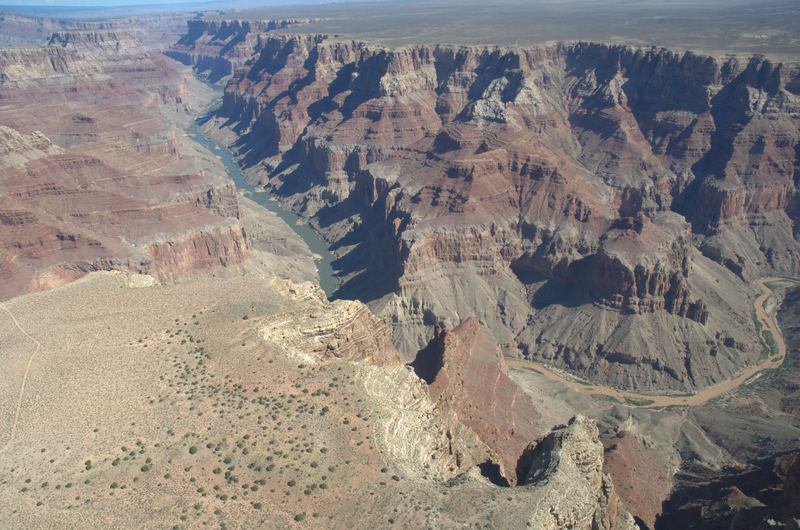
left=0, top=33, right=254, bottom=301
left=165, top=18, right=309, bottom=82
left=204, top=31, right=800, bottom=390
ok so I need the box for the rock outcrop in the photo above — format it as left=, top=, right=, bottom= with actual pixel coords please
left=260, top=278, right=491, bottom=479
left=523, top=416, right=637, bottom=529
left=259, top=277, right=635, bottom=527
left=360, top=363, right=495, bottom=481
left=202, top=32, right=800, bottom=390
left=262, top=278, right=400, bottom=366
left=411, top=317, right=548, bottom=485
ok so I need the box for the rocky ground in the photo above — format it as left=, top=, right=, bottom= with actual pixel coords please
left=0, top=271, right=634, bottom=529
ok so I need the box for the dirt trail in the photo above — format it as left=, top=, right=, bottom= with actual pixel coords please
left=0, top=304, right=41, bottom=454
left=508, top=277, right=792, bottom=408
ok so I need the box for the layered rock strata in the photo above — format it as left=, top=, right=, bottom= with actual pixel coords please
left=206, top=32, right=800, bottom=390
left=263, top=278, right=400, bottom=366
left=0, top=31, right=252, bottom=300
left=0, top=11, right=190, bottom=48
left=165, top=19, right=310, bottom=82
left=259, top=279, right=635, bottom=527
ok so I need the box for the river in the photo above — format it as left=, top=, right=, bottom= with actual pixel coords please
left=188, top=97, right=341, bottom=297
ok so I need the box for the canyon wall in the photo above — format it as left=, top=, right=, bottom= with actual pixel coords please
left=0, top=30, right=254, bottom=300
left=259, top=277, right=635, bottom=527
left=208, top=31, right=800, bottom=391
left=0, top=12, right=190, bottom=48
left=165, top=18, right=311, bottom=82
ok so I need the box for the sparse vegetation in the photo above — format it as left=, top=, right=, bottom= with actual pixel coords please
left=0, top=271, right=412, bottom=527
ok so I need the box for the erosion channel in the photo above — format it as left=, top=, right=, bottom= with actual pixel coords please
left=189, top=94, right=341, bottom=297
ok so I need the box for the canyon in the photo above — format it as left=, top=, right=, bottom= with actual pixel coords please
left=0, top=23, right=324, bottom=302
left=0, top=5, right=799, bottom=529
left=192, top=25, right=800, bottom=393
left=0, top=14, right=637, bottom=529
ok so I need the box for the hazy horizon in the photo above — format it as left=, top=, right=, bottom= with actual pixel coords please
left=1, top=0, right=798, bottom=58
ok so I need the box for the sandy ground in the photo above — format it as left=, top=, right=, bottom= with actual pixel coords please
left=0, top=271, right=571, bottom=529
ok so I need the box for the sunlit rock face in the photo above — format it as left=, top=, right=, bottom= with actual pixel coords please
left=0, top=31, right=251, bottom=301
left=211, top=32, right=800, bottom=391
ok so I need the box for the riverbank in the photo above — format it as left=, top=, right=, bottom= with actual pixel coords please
left=509, top=277, right=798, bottom=408
left=188, top=96, right=342, bottom=298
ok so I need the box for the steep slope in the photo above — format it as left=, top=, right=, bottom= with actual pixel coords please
left=523, top=416, right=634, bottom=529
left=205, top=32, right=800, bottom=391
left=601, top=429, right=673, bottom=529
left=411, top=317, right=548, bottom=485
left=657, top=451, right=800, bottom=529
left=165, top=18, right=310, bottom=82
left=0, top=31, right=254, bottom=300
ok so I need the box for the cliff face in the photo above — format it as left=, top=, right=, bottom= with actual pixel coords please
left=259, top=278, right=634, bottom=527
left=0, top=31, right=252, bottom=301
left=165, top=19, right=308, bottom=82
left=411, top=317, right=548, bottom=485
left=48, top=30, right=146, bottom=54
left=208, top=31, right=800, bottom=390
left=0, top=12, right=190, bottom=48
left=523, top=416, right=636, bottom=530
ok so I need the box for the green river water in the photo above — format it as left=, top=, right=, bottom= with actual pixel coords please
left=189, top=98, right=341, bottom=297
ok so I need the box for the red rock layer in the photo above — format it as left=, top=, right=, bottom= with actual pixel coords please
left=601, top=430, right=673, bottom=529
left=211, top=33, right=800, bottom=389
left=411, top=317, right=546, bottom=485
left=222, top=36, right=797, bottom=317
left=0, top=32, right=250, bottom=301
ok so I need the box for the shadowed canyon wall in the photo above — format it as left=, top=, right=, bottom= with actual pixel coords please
left=199, top=31, right=800, bottom=391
